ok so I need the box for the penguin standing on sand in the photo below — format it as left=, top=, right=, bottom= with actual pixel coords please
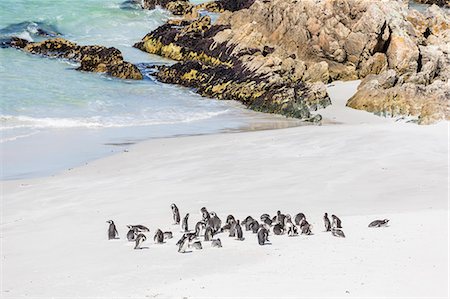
left=134, top=233, right=147, bottom=249
left=294, top=213, right=306, bottom=225
left=229, top=220, right=236, bottom=237
left=300, top=218, right=312, bottom=235
left=285, top=216, right=298, bottom=236
left=204, top=226, right=213, bottom=241
left=106, top=220, right=119, bottom=240
left=127, top=226, right=137, bottom=241
left=178, top=235, right=190, bottom=253
left=273, top=223, right=284, bottom=235
left=171, top=204, right=181, bottom=225
left=208, top=212, right=222, bottom=233
left=235, top=220, right=244, bottom=241
left=195, top=221, right=206, bottom=237
left=368, top=219, right=390, bottom=227
left=332, top=214, right=342, bottom=228
left=181, top=213, right=189, bottom=232
left=154, top=229, right=164, bottom=244
left=257, top=227, right=269, bottom=245
left=324, top=213, right=331, bottom=231
left=200, top=207, right=210, bottom=222
left=242, top=216, right=254, bottom=231
left=250, top=220, right=260, bottom=233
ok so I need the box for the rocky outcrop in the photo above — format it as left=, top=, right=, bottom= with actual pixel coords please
left=135, top=0, right=449, bottom=123
left=413, top=0, right=449, bottom=7
left=6, top=37, right=143, bottom=80
left=134, top=16, right=330, bottom=121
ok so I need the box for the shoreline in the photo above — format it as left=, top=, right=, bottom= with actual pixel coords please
left=3, top=116, right=448, bottom=297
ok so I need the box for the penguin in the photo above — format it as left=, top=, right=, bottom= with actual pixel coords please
left=208, top=212, right=222, bottom=233
left=294, top=213, right=306, bottom=225
left=200, top=207, right=210, bottom=222
left=242, top=216, right=255, bottom=231
left=190, top=241, right=203, bottom=250
left=127, top=225, right=149, bottom=232
left=250, top=220, right=260, bottom=233
left=134, top=233, right=147, bottom=249
left=257, top=227, right=269, bottom=245
left=228, top=220, right=236, bottom=237
left=276, top=210, right=286, bottom=227
left=204, top=226, right=213, bottom=241
left=178, top=235, right=190, bottom=253
left=171, top=203, right=181, bottom=225
left=181, top=213, right=189, bottom=232
left=300, top=218, right=312, bottom=235
left=127, top=227, right=137, bottom=241
left=332, top=214, right=342, bottom=228
left=163, top=231, right=173, bottom=239
left=226, top=215, right=236, bottom=226
left=324, top=213, right=331, bottom=232
left=195, top=221, right=206, bottom=237
left=273, top=223, right=284, bottom=235
left=211, top=238, right=222, bottom=248
left=285, top=216, right=298, bottom=236
left=260, top=214, right=270, bottom=221
left=106, top=220, right=119, bottom=240
left=368, top=219, right=389, bottom=227
left=262, top=217, right=272, bottom=226
left=235, top=220, right=244, bottom=241
left=154, top=229, right=164, bottom=244
left=331, top=228, right=345, bottom=238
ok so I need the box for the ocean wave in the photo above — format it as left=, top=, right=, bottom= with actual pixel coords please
left=0, top=111, right=230, bottom=131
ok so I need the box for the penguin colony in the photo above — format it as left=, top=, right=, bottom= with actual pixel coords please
left=106, top=204, right=389, bottom=253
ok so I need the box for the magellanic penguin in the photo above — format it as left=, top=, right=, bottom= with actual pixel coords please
left=294, top=213, right=306, bottom=226
left=208, top=212, right=222, bottom=233
left=368, top=219, right=389, bottom=227
left=204, top=226, right=213, bottom=241
left=331, top=214, right=342, bottom=228
left=285, top=216, right=298, bottom=236
left=324, top=213, right=331, bottom=232
left=126, top=226, right=137, bottom=241
left=178, top=234, right=190, bottom=253
left=331, top=228, right=345, bottom=238
left=226, top=215, right=236, bottom=226
left=181, top=213, right=189, bottom=232
left=154, top=229, right=164, bottom=244
left=228, top=220, right=236, bottom=237
left=134, top=233, right=147, bottom=249
left=171, top=203, right=181, bottom=225
left=211, top=238, right=222, bottom=248
left=242, top=216, right=255, bottom=231
left=235, top=220, right=244, bottom=241
left=300, top=218, right=313, bottom=235
left=250, top=220, right=260, bottom=233
left=257, top=227, right=269, bottom=245
left=200, top=207, right=210, bottom=222
left=195, top=221, right=206, bottom=237
left=273, top=223, right=284, bottom=235
left=128, top=224, right=149, bottom=232
left=106, top=220, right=119, bottom=240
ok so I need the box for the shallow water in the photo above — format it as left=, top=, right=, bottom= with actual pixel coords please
left=0, top=0, right=300, bottom=180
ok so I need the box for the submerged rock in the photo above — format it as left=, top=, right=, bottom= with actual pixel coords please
left=5, top=37, right=143, bottom=80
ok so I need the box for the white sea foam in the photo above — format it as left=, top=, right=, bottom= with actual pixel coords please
left=0, top=110, right=230, bottom=132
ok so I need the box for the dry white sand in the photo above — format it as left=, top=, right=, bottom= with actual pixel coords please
left=2, top=81, right=448, bottom=298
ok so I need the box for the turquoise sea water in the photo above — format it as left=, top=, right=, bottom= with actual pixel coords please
left=0, top=0, right=295, bottom=180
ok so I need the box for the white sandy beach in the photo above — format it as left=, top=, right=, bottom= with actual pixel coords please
left=2, top=81, right=448, bottom=298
